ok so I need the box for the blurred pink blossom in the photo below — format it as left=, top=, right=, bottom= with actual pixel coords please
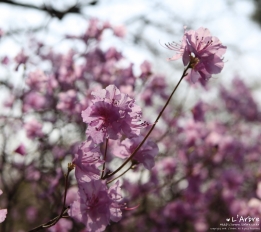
left=167, top=27, right=226, bottom=84
left=0, top=189, right=7, bottom=223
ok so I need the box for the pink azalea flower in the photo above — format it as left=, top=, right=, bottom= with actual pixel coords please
left=0, top=189, right=7, bottom=223
left=48, top=218, right=73, bottom=232
left=113, top=25, right=126, bottom=38
left=69, top=180, right=123, bottom=232
left=57, top=89, right=78, bottom=113
left=82, top=85, right=148, bottom=144
left=14, top=143, right=26, bottom=156
left=26, top=206, right=38, bottom=223
left=0, top=29, right=4, bottom=38
left=108, top=180, right=123, bottom=222
left=24, top=119, right=44, bottom=139
left=113, top=136, right=159, bottom=170
left=23, top=91, right=47, bottom=112
left=65, top=186, right=78, bottom=205
left=14, top=49, right=28, bottom=71
left=26, top=70, right=48, bottom=91
left=73, top=140, right=104, bottom=183
left=3, top=94, right=15, bottom=108
left=140, top=60, right=152, bottom=79
left=166, top=27, right=226, bottom=84
left=156, top=157, right=176, bottom=176
left=220, top=77, right=259, bottom=121
left=25, top=165, right=41, bottom=181
left=1, top=56, right=9, bottom=65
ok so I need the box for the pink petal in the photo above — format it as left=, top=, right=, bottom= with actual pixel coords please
left=0, top=209, right=7, bottom=223
left=188, top=69, right=200, bottom=83
left=168, top=53, right=182, bottom=61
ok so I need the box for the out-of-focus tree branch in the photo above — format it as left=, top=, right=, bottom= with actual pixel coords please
left=252, top=0, right=261, bottom=27
left=0, top=0, right=98, bottom=19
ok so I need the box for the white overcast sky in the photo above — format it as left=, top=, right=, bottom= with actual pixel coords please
left=0, top=0, right=260, bottom=89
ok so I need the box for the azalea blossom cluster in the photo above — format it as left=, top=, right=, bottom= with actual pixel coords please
left=166, top=27, right=226, bottom=85
left=69, top=84, right=158, bottom=230
left=0, top=18, right=161, bottom=231
left=1, top=18, right=260, bottom=232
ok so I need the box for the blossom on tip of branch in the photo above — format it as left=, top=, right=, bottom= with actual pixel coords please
left=82, top=85, right=148, bottom=144
left=166, top=27, right=227, bottom=85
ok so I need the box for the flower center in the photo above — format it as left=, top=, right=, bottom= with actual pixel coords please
left=189, top=55, right=200, bottom=69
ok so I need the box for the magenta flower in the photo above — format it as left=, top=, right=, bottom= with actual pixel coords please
left=14, top=49, right=28, bottom=71
left=112, top=25, right=126, bottom=38
left=0, top=29, right=4, bottom=38
left=82, top=85, right=148, bottom=144
left=26, top=70, right=48, bottom=91
left=69, top=180, right=123, bottom=232
left=166, top=27, right=226, bottom=84
left=73, top=140, right=104, bottom=183
left=139, top=60, right=152, bottom=80
left=108, top=180, right=123, bottom=222
left=48, top=218, right=72, bottom=232
left=57, top=90, right=78, bottom=113
left=220, top=77, right=259, bottom=121
left=14, top=143, right=26, bottom=156
left=24, top=119, right=44, bottom=139
left=26, top=206, right=38, bottom=223
left=113, top=136, right=159, bottom=170
left=0, top=189, right=7, bottom=223
left=23, top=91, right=47, bottom=112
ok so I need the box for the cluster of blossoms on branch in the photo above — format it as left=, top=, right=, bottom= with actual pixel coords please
left=1, top=19, right=261, bottom=232
left=69, top=83, right=158, bottom=230
left=0, top=18, right=163, bottom=231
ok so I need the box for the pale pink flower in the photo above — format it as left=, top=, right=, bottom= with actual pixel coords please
left=166, top=27, right=226, bottom=84
left=1, top=56, right=9, bottom=65
left=14, top=143, right=26, bottom=156
left=140, top=60, right=152, bottom=78
left=57, top=89, right=79, bottom=113
left=65, top=186, right=78, bottom=205
left=25, top=165, right=41, bottom=181
left=220, top=77, right=259, bottom=121
left=23, top=91, right=47, bottom=112
left=3, top=94, right=15, bottom=108
left=0, top=189, right=7, bottom=223
left=24, top=119, right=44, bottom=139
left=82, top=85, right=148, bottom=144
left=113, top=25, right=126, bottom=38
left=0, top=29, right=4, bottom=37
left=48, top=218, right=73, bottom=232
left=26, top=70, right=48, bottom=91
left=26, top=206, right=38, bottom=223
left=14, top=49, right=28, bottom=71
left=108, top=180, right=123, bottom=222
left=113, top=136, right=159, bottom=170
left=73, top=140, right=103, bottom=183
left=69, top=180, right=123, bottom=232
left=256, top=182, right=261, bottom=199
